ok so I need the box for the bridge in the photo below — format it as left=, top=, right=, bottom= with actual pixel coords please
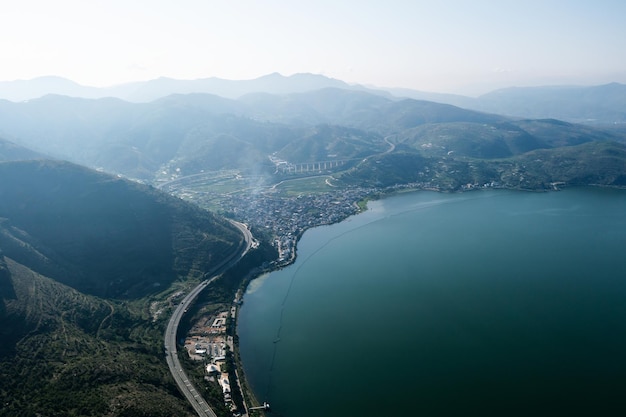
left=277, top=158, right=362, bottom=174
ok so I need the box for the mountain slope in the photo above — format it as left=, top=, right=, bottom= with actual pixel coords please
left=240, top=87, right=505, bottom=132
left=338, top=140, right=626, bottom=190
left=0, top=160, right=242, bottom=299
left=0, top=252, right=197, bottom=417
left=393, top=119, right=622, bottom=159
left=0, top=136, right=46, bottom=161
left=0, top=159, right=248, bottom=416
left=473, top=83, right=626, bottom=124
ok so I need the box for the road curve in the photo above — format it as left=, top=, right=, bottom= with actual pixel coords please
left=228, top=219, right=254, bottom=255
left=165, top=220, right=253, bottom=417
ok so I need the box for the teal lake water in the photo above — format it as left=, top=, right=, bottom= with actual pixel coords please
left=238, top=189, right=626, bottom=416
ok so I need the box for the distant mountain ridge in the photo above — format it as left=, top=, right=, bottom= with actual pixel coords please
left=0, top=76, right=104, bottom=102
left=465, top=83, right=626, bottom=124
left=0, top=73, right=391, bottom=102
left=1, top=73, right=625, bottom=124
left=376, top=83, right=626, bottom=125
left=1, top=86, right=625, bottom=189
left=0, top=89, right=508, bottom=180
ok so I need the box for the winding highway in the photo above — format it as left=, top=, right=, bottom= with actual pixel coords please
left=164, top=220, right=253, bottom=417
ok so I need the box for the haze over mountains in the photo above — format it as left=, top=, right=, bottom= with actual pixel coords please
left=0, top=73, right=372, bottom=103
left=0, top=160, right=243, bottom=298
left=2, top=73, right=626, bottom=125
left=1, top=75, right=625, bottom=192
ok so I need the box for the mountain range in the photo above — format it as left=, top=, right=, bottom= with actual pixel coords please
left=2, top=73, right=625, bottom=124
left=0, top=73, right=382, bottom=103
left=1, top=85, right=625, bottom=190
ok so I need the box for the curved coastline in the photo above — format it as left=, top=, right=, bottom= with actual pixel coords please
left=232, top=186, right=510, bottom=410
left=231, top=187, right=491, bottom=411
left=235, top=186, right=626, bottom=417
left=203, top=184, right=623, bottom=415
left=233, top=186, right=428, bottom=412
left=232, top=193, right=377, bottom=413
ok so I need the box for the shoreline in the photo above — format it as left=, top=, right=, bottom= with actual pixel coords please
left=233, top=186, right=626, bottom=416
left=230, top=183, right=624, bottom=414
left=231, top=271, right=275, bottom=415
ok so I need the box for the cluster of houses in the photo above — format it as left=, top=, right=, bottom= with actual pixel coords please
left=226, top=187, right=372, bottom=263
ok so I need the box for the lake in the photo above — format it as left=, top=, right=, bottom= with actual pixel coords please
left=238, top=188, right=626, bottom=416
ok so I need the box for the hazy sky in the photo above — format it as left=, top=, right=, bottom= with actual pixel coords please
left=2, top=0, right=625, bottom=95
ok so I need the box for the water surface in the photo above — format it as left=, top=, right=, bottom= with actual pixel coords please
left=238, top=189, right=626, bottom=416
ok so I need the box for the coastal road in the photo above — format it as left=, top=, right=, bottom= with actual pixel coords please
left=228, top=219, right=254, bottom=255
left=165, top=279, right=217, bottom=417
left=165, top=220, right=253, bottom=417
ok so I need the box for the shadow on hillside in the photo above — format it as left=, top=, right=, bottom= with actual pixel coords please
left=0, top=253, right=20, bottom=358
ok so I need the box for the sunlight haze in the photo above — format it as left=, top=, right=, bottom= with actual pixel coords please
left=1, top=0, right=625, bottom=95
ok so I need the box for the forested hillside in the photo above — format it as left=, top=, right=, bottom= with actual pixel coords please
left=0, top=159, right=245, bottom=416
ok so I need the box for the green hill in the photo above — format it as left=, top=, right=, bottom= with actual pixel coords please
left=338, top=141, right=626, bottom=191
left=275, top=124, right=386, bottom=162
left=0, top=160, right=242, bottom=299
left=0, top=253, right=196, bottom=417
left=0, top=159, right=246, bottom=416
left=498, top=140, right=626, bottom=188
left=392, top=119, right=622, bottom=159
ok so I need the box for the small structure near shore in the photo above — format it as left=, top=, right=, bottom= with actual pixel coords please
left=250, top=402, right=271, bottom=411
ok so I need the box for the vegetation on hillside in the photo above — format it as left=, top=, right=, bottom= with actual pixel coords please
left=0, top=160, right=242, bottom=299
left=338, top=141, right=626, bottom=191
left=1, top=89, right=624, bottom=190
left=0, top=160, right=251, bottom=416
left=0, top=255, right=196, bottom=417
